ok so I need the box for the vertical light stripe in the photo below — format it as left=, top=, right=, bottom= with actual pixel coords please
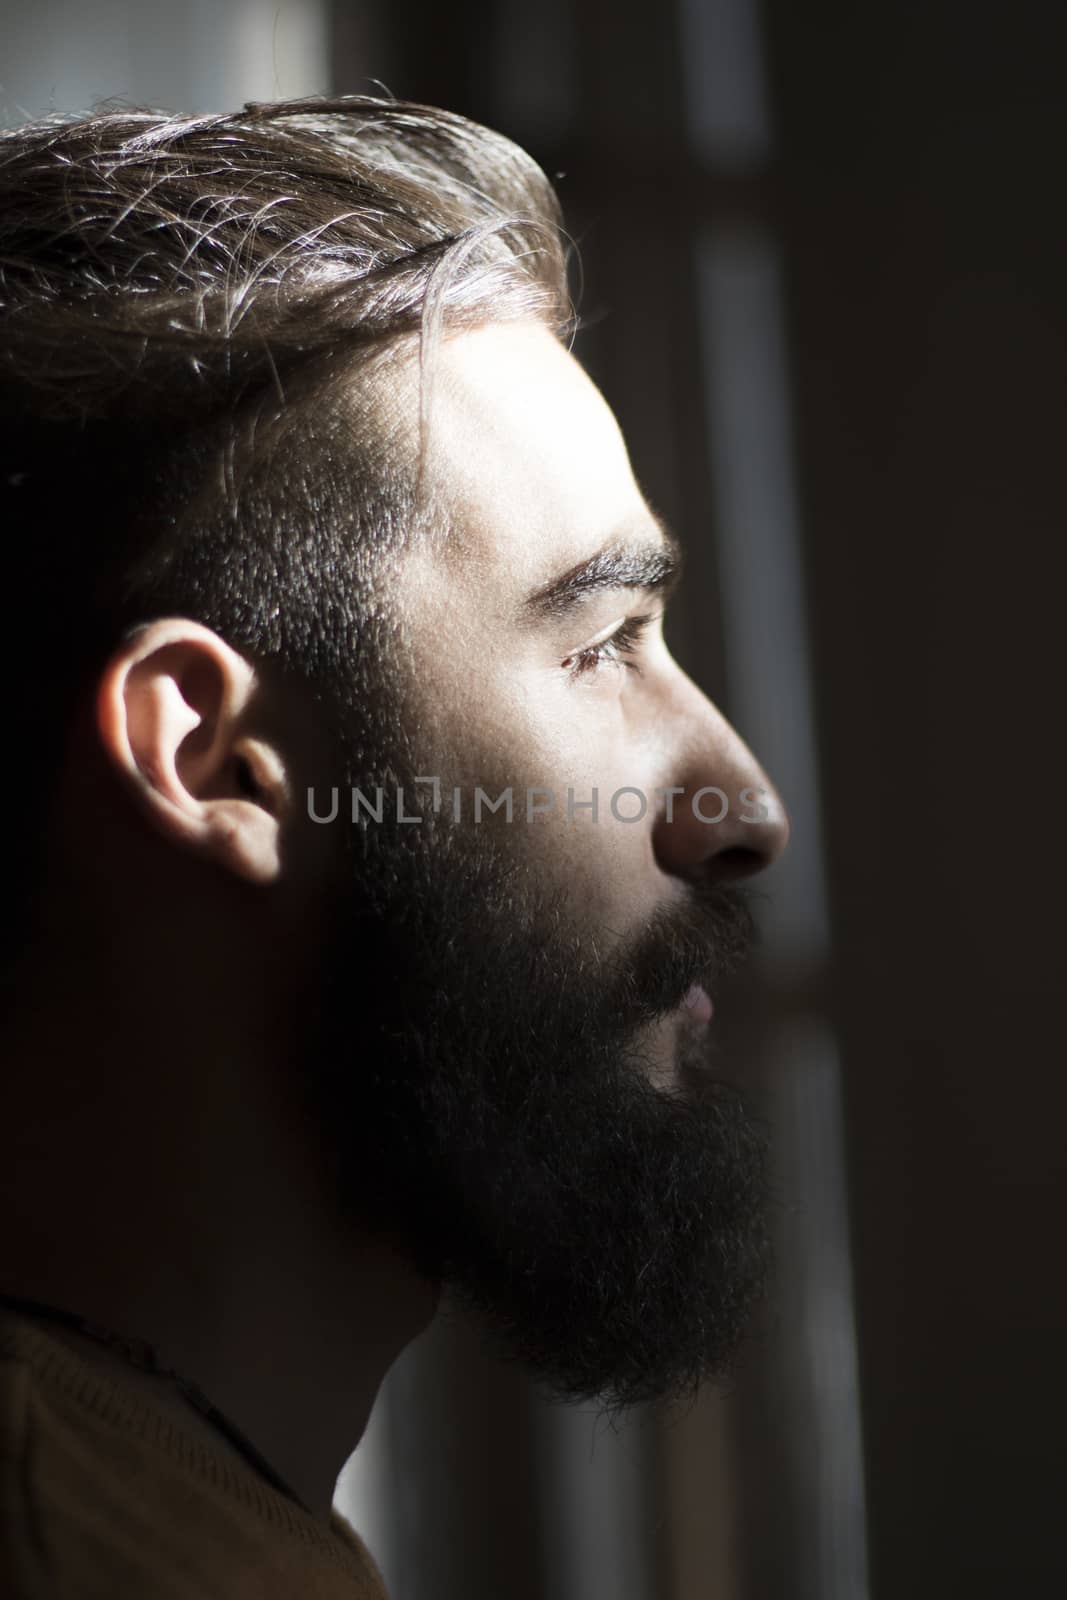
left=696, top=226, right=870, bottom=1598
left=697, top=224, right=831, bottom=971
left=0, top=0, right=329, bottom=126
left=770, top=1023, right=870, bottom=1600
left=678, top=0, right=772, bottom=170
left=532, top=1401, right=656, bottom=1600
left=334, top=1381, right=400, bottom=1595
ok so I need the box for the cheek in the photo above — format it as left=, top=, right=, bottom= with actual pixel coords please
left=522, top=805, right=663, bottom=940
left=489, top=683, right=660, bottom=835
left=540, top=685, right=665, bottom=817
left=516, top=716, right=666, bottom=919
left=401, top=641, right=664, bottom=901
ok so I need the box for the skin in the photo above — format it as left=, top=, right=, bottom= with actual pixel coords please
left=0, top=321, right=787, bottom=1523
left=402, top=325, right=788, bottom=1081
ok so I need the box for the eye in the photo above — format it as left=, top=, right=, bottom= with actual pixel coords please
left=561, top=611, right=657, bottom=681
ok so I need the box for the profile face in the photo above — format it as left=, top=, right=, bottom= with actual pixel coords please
left=302, top=320, right=790, bottom=1408
left=393, top=321, right=788, bottom=1086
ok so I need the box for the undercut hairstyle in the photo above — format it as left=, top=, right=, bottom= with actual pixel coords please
left=0, top=96, right=571, bottom=970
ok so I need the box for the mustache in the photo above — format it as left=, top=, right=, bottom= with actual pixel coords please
left=611, top=881, right=758, bottom=1024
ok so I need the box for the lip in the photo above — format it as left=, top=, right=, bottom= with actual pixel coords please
left=681, top=984, right=714, bottom=1025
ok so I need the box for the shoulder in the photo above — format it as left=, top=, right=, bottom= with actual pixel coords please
left=1, top=1315, right=390, bottom=1599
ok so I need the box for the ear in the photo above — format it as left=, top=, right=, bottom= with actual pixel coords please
left=96, top=618, right=290, bottom=885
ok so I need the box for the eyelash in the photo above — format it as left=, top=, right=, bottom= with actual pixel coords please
left=562, top=612, right=657, bottom=681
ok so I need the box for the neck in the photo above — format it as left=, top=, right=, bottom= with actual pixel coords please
left=0, top=934, right=438, bottom=1524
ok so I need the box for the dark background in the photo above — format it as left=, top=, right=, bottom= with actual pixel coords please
left=2, top=2, right=1063, bottom=1594
left=763, top=7, right=1065, bottom=1591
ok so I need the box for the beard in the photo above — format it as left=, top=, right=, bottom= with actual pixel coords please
left=304, top=768, right=769, bottom=1411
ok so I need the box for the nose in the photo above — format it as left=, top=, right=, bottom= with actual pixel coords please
left=650, top=670, right=789, bottom=887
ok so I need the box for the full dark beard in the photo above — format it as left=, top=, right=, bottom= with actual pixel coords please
left=305, top=801, right=769, bottom=1411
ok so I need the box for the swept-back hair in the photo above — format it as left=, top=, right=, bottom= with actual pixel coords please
left=0, top=95, right=571, bottom=963
left=1, top=95, right=570, bottom=422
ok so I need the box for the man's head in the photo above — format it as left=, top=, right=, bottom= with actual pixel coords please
left=1, top=96, right=571, bottom=955
left=1, top=98, right=787, bottom=1412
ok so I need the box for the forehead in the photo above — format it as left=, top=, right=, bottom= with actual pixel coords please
left=420, top=323, right=647, bottom=597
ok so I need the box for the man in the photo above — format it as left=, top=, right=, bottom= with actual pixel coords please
left=0, top=96, right=787, bottom=1596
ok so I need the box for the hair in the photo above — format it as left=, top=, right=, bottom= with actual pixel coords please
left=0, top=95, right=572, bottom=967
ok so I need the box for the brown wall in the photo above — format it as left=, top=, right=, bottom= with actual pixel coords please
left=763, top=3, right=1066, bottom=1591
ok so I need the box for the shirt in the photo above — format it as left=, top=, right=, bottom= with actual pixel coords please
left=0, top=1307, right=389, bottom=1599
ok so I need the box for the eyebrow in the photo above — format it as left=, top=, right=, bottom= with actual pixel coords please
left=519, top=518, right=685, bottom=624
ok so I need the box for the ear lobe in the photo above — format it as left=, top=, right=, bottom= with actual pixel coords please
left=96, top=618, right=288, bottom=885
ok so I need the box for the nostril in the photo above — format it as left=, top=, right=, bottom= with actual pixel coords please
left=709, top=845, right=769, bottom=883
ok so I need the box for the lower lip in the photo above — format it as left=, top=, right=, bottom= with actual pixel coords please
left=682, top=985, right=714, bottom=1025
